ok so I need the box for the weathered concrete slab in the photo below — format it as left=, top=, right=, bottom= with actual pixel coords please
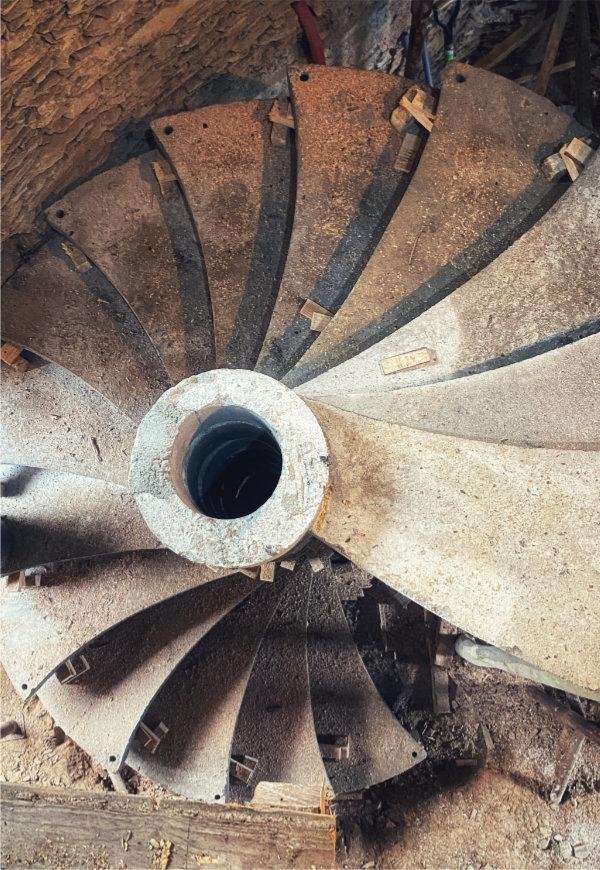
left=47, top=152, right=214, bottom=382
left=289, top=62, right=580, bottom=388
left=129, top=581, right=283, bottom=802
left=309, top=404, right=600, bottom=695
left=1, top=362, right=136, bottom=485
left=152, top=103, right=292, bottom=368
left=0, top=464, right=157, bottom=575
left=257, top=65, right=412, bottom=379
left=1, top=237, right=169, bottom=419
left=295, top=150, right=599, bottom=399
left=310, top=334, right=600, bottom=449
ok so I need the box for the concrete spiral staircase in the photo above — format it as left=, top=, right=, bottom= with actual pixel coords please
left=1, top=62, right=599, bottom=804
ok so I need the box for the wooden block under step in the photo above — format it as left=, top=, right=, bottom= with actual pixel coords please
left=300, top=299, right=332, bottom=321
left=310, top=311, right=332, bottom=332
left=268, top=100, right=295, bottom=129
left=559, top=138, right=593, bottom=181
left=542, top=152, right=568, bottom=181
left=395, top=131, right=423, bottom=173
left=151, top=160, right=178, bottom=196
left=379, top=346, right=436, bottom=375
left=61, top=241, right=92, bottom=272
left=0, top=342, right=28, bottom=371
left=259, top=562, right=275, bottom=582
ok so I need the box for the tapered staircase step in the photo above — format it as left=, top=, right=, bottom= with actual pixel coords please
left=38, top=573, right=254, bottom=775
left=312, top=333, right=600, bottom=449
left=288, top=62, right=581, bottom=387
left=1, top=238, right=169, bottom=419
left=0, top=464, right=158, bottom=574
left=257, top=65, right=414, bottom=378
left=307, top=574, right=425, bottom=794
left=1, top=551, right=226, bottom=699
left=46, top=152, right=214, bottom=382
left=129, top=582, right=282, bottom=802
left=308, top=404, right=600, bottom=695
left=1, top=362, right=136, bottom=485
left=151, top=102, right=292, bottom=368
left=295, top=150, right=599, bottom=399
left=232, top=567, right=326, bottom=791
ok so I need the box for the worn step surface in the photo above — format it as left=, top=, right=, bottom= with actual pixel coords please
left=0, top=464, right=157, bottom=574
left=129, top=581, right=283, bottom=802
left=46, top=151, right=214, bottom=382
left=295, top=150, right=599, bottom=399
left=309, top=404, right=600, bottom=694
left=288, top=62, right=579, bottom=387
left=1, top=362, right=136, bottom=485
left=311, top=334, right=600, bottom=449
left=38, top=573, right=253, bottom=775
left=0, top=551, right=227, bottom=699
left=257, top=65, right=413, bottom=379
left=152, top=102, right=292, bottom=369
left=1, top=238, right=169, bottom=419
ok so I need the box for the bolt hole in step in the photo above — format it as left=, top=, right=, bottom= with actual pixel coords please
left=164, top=125, right=174, bottom=135
left=21, top=684, right=27, bottom=691
left=299, top=71, right=310, bottom=81
left=55, top=209, right=65, bottom=218
left=455, top=73, right=466, bottom=83
left=184, top=407, right=283, bottom=520
left=109, top=755, right=116, bottom=763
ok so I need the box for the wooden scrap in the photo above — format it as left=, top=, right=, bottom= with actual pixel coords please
left=239, top=566, right=260, bottom=580
left=379, top=346, right=436, bottom=375
left=300, top=299, right=332, bottom=321
left=280, top=559, right=296, bottom=571
left=152, top=160, right=177, bottom=196
left=542, top=152, right=568, bottom=181
left=308, top=556, right=325, bottom=573
left=268, top=100, right=295, bottom=129
left=251, top=781, right=332, bottom=815
left=310, top=311, right=332, bottom=332
left=259, top=562, right=275, bottom=582
left=475, top=12, right=555, bottom=70
left=60, top=241, right=92, bottom=273
left=531, top=688, right=600, bottom=748
left=1, top=341, right=28, bottom=371
left=398, top=86, right=436, bottom=132
left=549, top=725, right=585, bottom=805
left=395, top=131, right=423, bottom=173
left=534, top=1, right=573, bottom=96
left=431, top=666, right=451, bottom=715
left=559, top=138, right=593, bottom=182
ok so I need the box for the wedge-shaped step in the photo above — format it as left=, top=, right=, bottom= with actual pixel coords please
left=38, top=573, right=254, bottom=774
left=129, top=581, right=282, bottom=802
left=296, top=150, right=599, bottom=398
left=46, top=151, right=214, bottom=382
left=312, top=334, right=600, bottom=450
left=0, top=551, right=226, bottom=699
left=289, top=61, right=579, bottom=386
left=152, top=102, right=292, bottom=368
left=307, top=573, right=425, bottom=794
left=309, top=405, right=600, bottom=695
left=1, top=363, right=136, bottom=485
left=257, top=65, right=413, bottom=378
left=232, top=567, right=325, bottom=791
left=0, top=464, right=157, bottom=574
left=1, top=237, right=169, bottom=418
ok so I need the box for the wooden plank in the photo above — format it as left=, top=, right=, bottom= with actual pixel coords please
left=475, top=13, right=554, bottom=70
left=0, top=783, right=336, bottom=869
left=574, top=0, right=592, bottom=128
left=534, top=1, right=573, bottom=95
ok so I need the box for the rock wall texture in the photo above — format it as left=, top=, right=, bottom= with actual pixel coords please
left=1, top=0, right=533, bottom=240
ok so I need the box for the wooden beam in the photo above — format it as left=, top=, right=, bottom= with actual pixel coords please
left=533, top=1, right=573, bottom=95
left=0, top=783, right=337, bottom=869
left=574, top=0, right=592, bottom=128
left=475, top=13, right=554, bottom=71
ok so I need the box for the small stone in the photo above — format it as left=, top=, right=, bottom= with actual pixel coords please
left=470, top=809, right=478, bottom=820
left=554, top=834, right=563, bottom=842
left=362, top=862, right=375, bottom=869
left=573, top=844, right=589, bottom=859
left=558, top=841, right=573, bottom=861
left=539, top=826, right=552, bottom=838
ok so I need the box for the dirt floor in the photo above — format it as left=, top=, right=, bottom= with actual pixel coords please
left=1, top=574, right=599, bottom=869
